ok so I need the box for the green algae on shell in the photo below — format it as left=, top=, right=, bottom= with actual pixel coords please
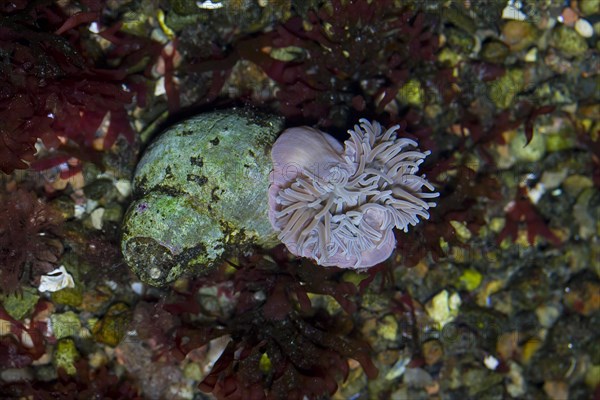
left=121, top=109, right=283, bottom=286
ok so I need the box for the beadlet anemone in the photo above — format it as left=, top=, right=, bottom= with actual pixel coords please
left=269, top=119, right=439, bottom=269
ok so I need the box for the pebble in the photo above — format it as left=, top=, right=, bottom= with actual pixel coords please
left=379, top=315, right=399, bottom=341
left=510, top=129, right=545, bottom=162
left=484, top=355, right=500, bottom=370
left=535, top=304, right=561, bottom=328
left=524, top=47, right=537, bottom=62
left=404, top=367, right=433, bottom=388
left=573, top=188, right=597, bottom=239
left=579, top=0, right=600, bottom=16
left=385, top=356, right=411, bottom=380
left=196, top=0, right=223, bottom=9
left=575, top=18, right=594, bottom=38
left=425, top=290, right=461, bottom=327
left=502, top=20, right=537, bottom=52
left=422, top=340, right=444, bottom=366
left=502, top=2, right=526, bottom=21
left=544, top=380, right=569, bottom=400
left=0, top=368, right=33, bottom=382
left=90, top=207, right=105, bottom=229
left=559, top=7, right=578, bottom=27
left=506, top=361, right=526, bottom=397
left=540, top=169, right=569, bottom=190
left=552, top=25, right=589, bottom=57
left=115, top=179, right=132, bottom=197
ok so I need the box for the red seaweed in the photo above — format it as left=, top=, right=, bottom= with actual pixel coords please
left=192, top=0, right=439, bottom=127
left=0, top=0, right=163, bottom=174
left=154, top=250, right=377, bottom=400
left=0, top=188, right=63, bottom=292
left=497, top=186, right=562, bottom=246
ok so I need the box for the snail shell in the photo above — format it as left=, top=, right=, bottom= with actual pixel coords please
left=121, top=109, right=283, bottom=286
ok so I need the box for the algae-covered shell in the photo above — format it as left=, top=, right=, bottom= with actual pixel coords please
left=121, top=109, right=283, bottom=286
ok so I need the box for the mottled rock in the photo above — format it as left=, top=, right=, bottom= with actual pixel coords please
left=551, top=26, right=588, bottom=57
left=92, top=302, right=131, bottom=347
left=122, top=109, right=283, bottom=286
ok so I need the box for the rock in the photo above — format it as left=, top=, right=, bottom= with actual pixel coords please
left=0, top=368, right=33, bottom=382
left=481, top=40, right=509, bottom=64
left=458, top=269, right=483, bottom=291
left=422, top=339, right=443, bottom=366
left=563, top=276, right=600, bottom=316
left=379, top=314, right=399, bottom=341
left=83, top=178, right=118, bottom=204
left=578, top=0, right=600, bottom=16
left=509, top=129, right=545, bottom=162
left=121, top=108, right=284, bottom=286
left=488, top=69, right=524, bottom=109
left=502, top=21, right=538, bottom=52
left=92, top=302, right=132, bottom=347
left=51, top=287, right=83, bottom=307
left=404, top=367, right=433, bottom=388
left=551, top=25, right=588, bottom=57
left=506, top=361, right=526, bottom=397
left=53, top=338, right=79, bottom=375
left=575, top=18, right=594, bottom=38
left=543, top=380, right=569, bottom=400
left=50, top=311, right=81, bottom=340
left=573, top=188, right=599, bottom=239
left=397, top=79, right=424, bottom=107
left=425, top=290, right=461, bottom=327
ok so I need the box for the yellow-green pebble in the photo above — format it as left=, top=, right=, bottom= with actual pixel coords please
left=449, top=220, right=472, bottom=242
left=426, top=290, right=461, bottom=327
left=545, top=132, right=576, bottom=152
left=259, top=352, right=272, bottom=375
left=92, top=303, right=131, bottom=347
left=51, top=311, right=81, bottom=340
left=481, top=40, right=509, bottom=64
left=54, top=339, right=79, bottom=375
left=438, top=47, right=462, bottom=66
left=459, top=269, right=483, bottom=291
left=579, top=0, right=600, bottom=16
left=51, top=287, right=83, bottom=307
left=184, top=362, right=204, bottom=381
left=510, top=130, right=545, bottom=162
left=397, top=79, right=424, bottom=107
left=502, top=20, right=538, bottom=52
left=269, top=46, right=305, bottom=62
left=379, top=315, right=399, bottom=341
left=551, top=25, right=588, bottom=57
left=489, top=69, right=524, bottom=109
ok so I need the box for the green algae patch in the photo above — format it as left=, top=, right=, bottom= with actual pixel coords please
left=1, top=287, right=39, bottom=320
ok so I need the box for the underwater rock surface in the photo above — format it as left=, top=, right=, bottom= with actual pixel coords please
left=122, top=109, right=283, bottom=286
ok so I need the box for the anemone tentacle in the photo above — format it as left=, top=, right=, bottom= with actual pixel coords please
left=269, top=119, right=439, bottom=268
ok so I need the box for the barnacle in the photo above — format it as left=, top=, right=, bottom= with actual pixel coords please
left=269, top=119, right=439, bottom=268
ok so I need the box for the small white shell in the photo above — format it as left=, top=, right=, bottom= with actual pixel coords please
left=38, top=265, right=75, bottom=292
left=502, top=3, right=527, bottom=21
left=196, top=0, right=223, bottom=10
